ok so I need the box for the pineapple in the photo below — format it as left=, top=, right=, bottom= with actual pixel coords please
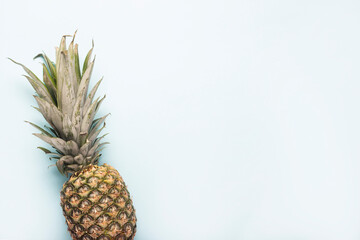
left=11, top=33, right=137, bottom=240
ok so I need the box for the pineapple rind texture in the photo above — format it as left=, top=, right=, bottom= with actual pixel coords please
left=61, top=164, right=137, bottom=240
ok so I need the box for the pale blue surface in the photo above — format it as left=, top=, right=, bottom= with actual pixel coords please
left=1, top=0, right=360, bottom=239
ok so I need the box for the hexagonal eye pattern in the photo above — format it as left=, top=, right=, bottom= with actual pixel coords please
left=97, top=214, right=110, bottom=224
left=79, top=199, right=92, bottom=209
left=115, top=197, right=126, bottom=208
left=88, top=190, right=102, bottom=201
left=61, top=165, right=136, bottom=239
left=99, top=196, right=112, bottom=205
left=69, top=194, right=81, bottom=205
left=64, top=202, right=72, bottom=212
left=78, top=184, right=91, bottom=193
left=88, top=177, right=100, bottom=187
left=109, top=187, right=119, bottom=195
left=89, top=205, right=103, bottom=218
left=107, top=204, right=119, bottom=214
left=64, top=184, right=75, bottom=195
left=88, top=224, right=103, bottom=234
left=123, top=223, right=134, bottom=238
left=98, top=182, right=109, bottom=192
left=80, top=214, right=94, bottom=225
left=117, top=212, right=128, bottom=226
left=74, top=224, right=85, bottom=237
left=109, top=222, right=121, bottom=231
left=71, top=208, right=82, bottom=218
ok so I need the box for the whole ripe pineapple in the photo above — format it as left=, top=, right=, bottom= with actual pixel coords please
left=11, top=33, right=137, bottom=240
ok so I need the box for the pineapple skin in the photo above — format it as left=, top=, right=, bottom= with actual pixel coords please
left=60, top=164, right=137, bottom=240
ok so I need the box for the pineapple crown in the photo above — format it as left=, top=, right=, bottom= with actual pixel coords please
left=11, top=32, right=109, bottom=176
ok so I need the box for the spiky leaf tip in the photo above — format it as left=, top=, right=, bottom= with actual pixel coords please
left=13, top=32, right=109, bottom=176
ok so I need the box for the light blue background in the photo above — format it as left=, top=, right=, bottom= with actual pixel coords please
left=1, top=0, right=360, bottom=239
